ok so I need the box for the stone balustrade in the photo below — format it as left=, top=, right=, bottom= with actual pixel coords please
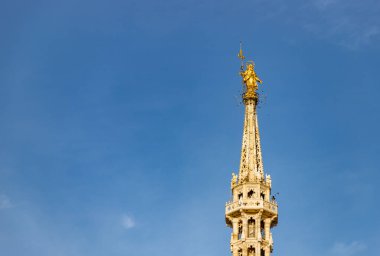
left=225, top=199, right=278, bottom=215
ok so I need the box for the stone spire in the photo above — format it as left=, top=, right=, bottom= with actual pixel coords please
left=225, top=49, right=278, bottom=256
left=238, top=96, right=264, bottom=182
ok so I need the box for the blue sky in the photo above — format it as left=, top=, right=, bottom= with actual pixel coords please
left=0, top=0, right=380, bottom=255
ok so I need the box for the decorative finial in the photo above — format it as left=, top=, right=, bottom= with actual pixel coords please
left=231, top=172, right=237, bottom=188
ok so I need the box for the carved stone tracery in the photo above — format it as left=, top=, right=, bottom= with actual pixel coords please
left=225, top=57, right=278, bottom=256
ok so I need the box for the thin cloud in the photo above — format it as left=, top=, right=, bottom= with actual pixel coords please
left=340, top=26, right=380, bottom=49
left=121, top=214, right=135, bottom=230
left=303, top=0, right=380, bottom=49
left=314, top=0, right=339, bottom=9
left=0, top=194, right=13, bottom=209
left=329, top=241, right=367, bottom=256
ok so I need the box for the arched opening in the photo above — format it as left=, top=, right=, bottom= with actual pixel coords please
left=260, top=191, right=265, bottom=200
left=248, top=190, right=255, bottom=199
left=238, top=249, right=243, bottom=256
left=238, top=220, right=243, bottom=240
left=260, top=221, right=265, bottom=240
left=248, top=218, right=255, bottom=238
left=248, top=246, right=255, bottom=256
left=261, top=249, right=265, bottom=256
left=238, top=192, right=243, bottom=205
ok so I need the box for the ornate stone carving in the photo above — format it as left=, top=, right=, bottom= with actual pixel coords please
left=225, top=49, right=278, bottom=256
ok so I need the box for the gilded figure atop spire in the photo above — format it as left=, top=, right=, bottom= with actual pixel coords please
left=225, top=44, right=278, bottom=256
left=238, top=43, right=263, bottom=100
left=240, top=63, right=262, bottom=99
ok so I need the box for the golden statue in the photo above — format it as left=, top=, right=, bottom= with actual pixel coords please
left=240, top=63, right=262, bottom=98
left=238, top=43, right=263, bottom=99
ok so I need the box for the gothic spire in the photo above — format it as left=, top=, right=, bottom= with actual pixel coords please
left=238, top=54, right=264, bottom=182
left=225, top=46, right=278, bottom=256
